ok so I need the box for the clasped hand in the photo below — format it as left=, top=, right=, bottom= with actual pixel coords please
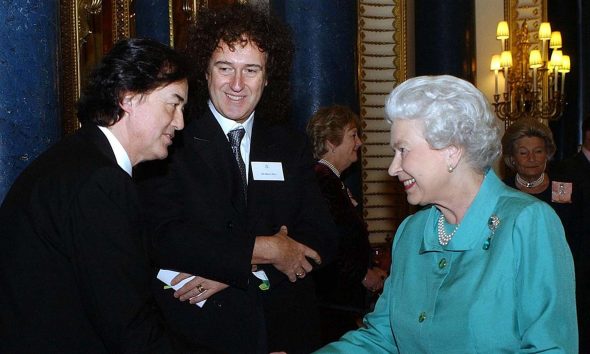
left=265, top=225, right=322, bottom=282
left=171, top=273, right=229, bottom=304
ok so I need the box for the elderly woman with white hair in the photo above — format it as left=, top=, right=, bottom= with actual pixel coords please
left=315, top=75, right=578, bottom=353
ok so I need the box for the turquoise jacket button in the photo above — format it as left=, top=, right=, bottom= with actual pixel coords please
left=438, top=258, right=447, bottom=269
left=418, top=312, right=426, bottom=322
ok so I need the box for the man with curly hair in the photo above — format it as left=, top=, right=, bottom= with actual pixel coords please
left=138, top=3, right=338, bottom=353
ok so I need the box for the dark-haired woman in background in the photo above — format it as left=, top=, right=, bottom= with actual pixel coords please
left=307, top=105, right=387, bottom=344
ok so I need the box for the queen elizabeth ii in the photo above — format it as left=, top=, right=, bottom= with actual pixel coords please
left=315, top=75, right=578, bottom=353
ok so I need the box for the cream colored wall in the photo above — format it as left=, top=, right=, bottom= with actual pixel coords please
left=475, top=0, right=505, bottom=102
left=475, top=0, right=505, bottom=174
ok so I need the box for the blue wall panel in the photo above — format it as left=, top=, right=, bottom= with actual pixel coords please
left=135, top=0, right=170, bottom=45
left=0, top=0, right=60, bottom=202
left=272, top=0, right=358, bottom=131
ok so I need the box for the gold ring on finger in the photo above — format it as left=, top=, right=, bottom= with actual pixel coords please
left=196, top=284, right=205, bottom=293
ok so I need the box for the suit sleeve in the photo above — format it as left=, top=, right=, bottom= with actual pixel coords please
left=262, top=138, right=339, bottom=285
left=71, top=168, right=173, bottom=353
left=513, top=202, right=578, bottom=353
left=137, top=155, right=254, bottom=289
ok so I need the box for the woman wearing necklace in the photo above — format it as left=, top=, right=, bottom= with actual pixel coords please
left=501, top=118, right=577, bottom=247
left=501, top=118, right=556, bottom=201
left=315, top=76, right=577, bottom=353
left=306, top=105, right=388, bottom=345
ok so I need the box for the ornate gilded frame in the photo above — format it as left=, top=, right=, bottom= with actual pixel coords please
left=169, top=0, right=207, bottom=50
left=59, top=0, right=134, bottom=135
left=504, top=0, right=546, bottom=53
left=169, top=0, right=243, bottom=50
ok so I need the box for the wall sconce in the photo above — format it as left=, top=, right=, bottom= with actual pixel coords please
left=490, top=20, right=571, bottom=128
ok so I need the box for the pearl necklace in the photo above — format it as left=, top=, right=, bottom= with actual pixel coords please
left=437, top=214, right=460, bottom=246
left=318, top=159, right=340, bottom=177
left=516, top=173, right=545, bottom=189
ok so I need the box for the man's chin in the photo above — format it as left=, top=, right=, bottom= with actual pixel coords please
left=222, top=113, right=248, bottom=122
left=153, top=148, right=169, bottom=161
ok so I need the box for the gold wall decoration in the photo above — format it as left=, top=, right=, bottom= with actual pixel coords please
left=112, top=0, right=134, bottom=43
left=505, top=0, right=545, bottom=49
left=170, top=0, right=205, bottom=50
left=170, top=0, right=239, bottom=50
left=60, top=0, right=135, bottom=135
left=490, top=0, right=568, bottom=126
left=358, top=0, right=408, bottom=243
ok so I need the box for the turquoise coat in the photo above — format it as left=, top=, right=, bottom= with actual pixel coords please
left=316, top=170, right=578, bottom=353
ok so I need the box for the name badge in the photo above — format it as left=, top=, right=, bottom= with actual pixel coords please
left=251, top=161, right=284, bottom=181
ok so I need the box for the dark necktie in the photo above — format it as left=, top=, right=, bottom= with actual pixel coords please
left=227, top=127, right=247, bottom=200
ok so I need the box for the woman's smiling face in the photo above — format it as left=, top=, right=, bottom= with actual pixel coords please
left=330, top=123, right=362, bottom=171
left=388, top=119, right=449, bottom=206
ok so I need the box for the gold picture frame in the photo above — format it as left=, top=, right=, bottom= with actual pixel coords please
left=59, top=0, right=135, bottom=135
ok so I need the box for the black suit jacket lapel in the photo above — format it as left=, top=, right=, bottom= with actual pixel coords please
left=247, top=120, right=279, bottom=229
left=186, top=110, right=247, bottom=212
left=79, top=124, right=118, bottom=166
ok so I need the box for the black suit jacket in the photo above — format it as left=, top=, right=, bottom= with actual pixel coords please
left=555, top=151, right=590, bottom=353
left=556, top=152, right=590, bottom=255
left=0, top=125, right=173, bottom=353
left=139, top=110, right=338, bottom=354
left=553, top=153, right=590, bottom=267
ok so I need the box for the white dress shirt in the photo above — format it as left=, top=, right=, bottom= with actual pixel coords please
left=98, top=126, right=132, bottom=176
left=209, top=100, right=254, bottom=183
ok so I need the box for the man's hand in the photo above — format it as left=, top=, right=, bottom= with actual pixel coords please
left=171, top=273, right=229, bottom=304
left=252, top=226, right=321, bottom=282
left=362, top=267, right=388, bottom=292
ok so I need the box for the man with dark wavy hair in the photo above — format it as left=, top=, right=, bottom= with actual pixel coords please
left=0, top=38, right=188, bottom=352
left=139, top=3, right=338, bottom=354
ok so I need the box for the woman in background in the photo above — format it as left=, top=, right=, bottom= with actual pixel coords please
left=315, top=75, right=577, bottom=353
left=306, top=105, right=387, bottom=344
left=502, top=117, right=584, bottom=353
left=501, top=118, right=577, bottom=245
left=502, top=119, right=560, bottom=200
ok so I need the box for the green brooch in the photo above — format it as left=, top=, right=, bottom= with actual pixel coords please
left=483, top=215, right=500, bottom=250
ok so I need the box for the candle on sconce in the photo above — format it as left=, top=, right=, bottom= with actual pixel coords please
left=500, top=51, right=513, bottom=94
left=559, top=55, right=570, bottom=94
left=551, top=50, right=563, bottom=93
left=538, top=22, right=551, bottom=61
left=529, top=50, right=543, bottom=93
left=550, top=31, right=562, bottom=49
left=496, top=21, right=509, bottom=51
left=490, top=55, right=501, bottom=95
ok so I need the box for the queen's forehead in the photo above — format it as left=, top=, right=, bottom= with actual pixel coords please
left=390, top=119, right=426, bottom=145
